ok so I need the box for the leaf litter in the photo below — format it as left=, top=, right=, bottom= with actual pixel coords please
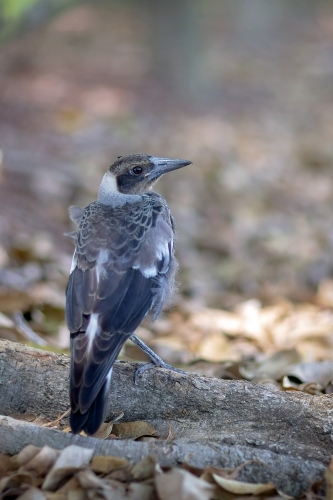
left=1, top=445, right=305, bottom=500
left=3, top=273, right=333, bottom=498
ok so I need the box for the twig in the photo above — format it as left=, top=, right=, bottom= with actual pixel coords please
left=12, top=311, right=48, bottom=346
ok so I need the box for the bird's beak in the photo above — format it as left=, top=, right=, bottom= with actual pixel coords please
left=149, top=157, right=192, bottom=180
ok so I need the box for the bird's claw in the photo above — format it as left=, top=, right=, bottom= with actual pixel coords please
left=133, top=361, right=186, bottom=384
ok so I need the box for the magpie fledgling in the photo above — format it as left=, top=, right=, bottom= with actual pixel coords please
left=66, top=154, right=191, bottom=435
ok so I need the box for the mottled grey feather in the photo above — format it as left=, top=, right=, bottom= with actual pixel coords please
left=66, top=192, right=178, bottom=431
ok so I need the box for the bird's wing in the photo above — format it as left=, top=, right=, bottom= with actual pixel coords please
left=66, top=197, right=174, bottom=413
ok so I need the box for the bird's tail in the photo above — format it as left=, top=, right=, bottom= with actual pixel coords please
left=70, top=322, right=129, bottom=436
left=70, top=369, right=112, bottom=435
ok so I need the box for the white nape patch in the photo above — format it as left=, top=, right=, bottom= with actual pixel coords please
left=98, top=172, right=118, bottom=199
left=97, top=171, right=141, bottom=207
left=86, top=313, right=99, bottom=352
left=70, top=253, right=77, bottom=273
left=96, top=249, right=109, bottom=283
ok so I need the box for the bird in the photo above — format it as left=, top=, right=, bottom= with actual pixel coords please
left=66, top=153, right=192, bottom=435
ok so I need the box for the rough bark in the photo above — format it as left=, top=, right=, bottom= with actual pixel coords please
left=0, top=339, right=333, bottom=496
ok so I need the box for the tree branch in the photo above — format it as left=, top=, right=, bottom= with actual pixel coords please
left=0, top=339, right=333, bottom=496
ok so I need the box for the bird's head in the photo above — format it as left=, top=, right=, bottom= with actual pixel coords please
left=101, top=154, right=192, bottom=195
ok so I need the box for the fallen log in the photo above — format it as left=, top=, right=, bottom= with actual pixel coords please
left=0, top=339, right=333, bottom=496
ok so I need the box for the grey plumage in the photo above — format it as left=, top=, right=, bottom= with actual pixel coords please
left=66, top=154, right=191, bottom=435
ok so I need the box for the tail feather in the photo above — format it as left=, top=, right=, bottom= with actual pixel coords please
left=70, top=369, right=112, bottom=435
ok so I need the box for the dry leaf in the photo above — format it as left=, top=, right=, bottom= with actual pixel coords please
left=112, top=421, right=159, bottom=440
left=271, top=306, right=333, bottom=347
left=16, top=446, right=42, bottom=467
left=66, top=489, right=87, bottom=500
left=10, top=414, right=38, bottom=423
left=282, top=360, right=333, bottom=386
left=124, top=482, right=154, bottom=500
left=0, top=472, right=35, bottom=495
left=17, top=487, right=47, bottom=499
left=76, top=470, right=150, bottom=500
left=91, top=422, right=114, bottom=439
left=43, top=467, right=83, bottom=492
left=0, top=454, right=17, bottom=477
left=21, top=446, right=59, bottom=476
left=316, top=279, right=333, bottom=308
left=61, top=426, right=72, bottom=433
left=42, top=446, right=93, bottom=491
left=131, top=455, right=156, bottom=480
left=212, top=474, right=275, bottom=494
left=76, top=469, right=104, bottom=489
left=136, top=436, right=159, bottom=442
left=91, top=456, right=130, bottom=474
left=106, top=467, right=133, bottom=482
left=239, top=348, right=301, bottom=380
left=155, top=468, right=214, bottom=500
left=55, top=476, right=80, bottom=494
left=195, top=332, right=233, bottom=362
left=189, top=308, right=242, bottom=335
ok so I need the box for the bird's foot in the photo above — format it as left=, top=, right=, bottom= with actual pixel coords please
left=130, top=333, right=186, bottom=384
left=133, top=360, right=186, bottom=384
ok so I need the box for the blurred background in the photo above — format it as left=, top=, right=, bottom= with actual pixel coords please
left=1, top=0, right=333, bottom=386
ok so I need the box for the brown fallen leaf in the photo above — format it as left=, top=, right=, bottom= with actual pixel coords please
left=42, top=446, right=93, bottom=491
left=316, top=279, right=333, bottom=308
left=155, top=468, right=214, bottom=500
left=271, top=306, right=333, bottom=347
left=91, top=422, right=114, bottom=439
left=76, top=469, right=105, bottom=489
left=106, top=467, right=134, bottom=483
left=0, top=454, right=17, bottom=477
left=10, top=414, right=38, bottom=423
left=112, top=421, right=159, bottom=440
left=61, top=426, right=72, bottom=433
left=195, top=331, right=234, bottom=362
left=55, top=476, right=80, bottom=494
left=43, top=467, right=83, bottom=493
left=0, top=472, right=35, bottom=495
left=188, top=308, right=242, bottom=336
left=239, top=348, right=301, bottom=381
left=136, top=436, right=159, bottom=442
left=211, top=474, right=276, bottom=495
left=21, top=446, right=60, bottom=476
left=15, top=445, right=42, bottom=467
left=91, top=456, right=130, bottom=475
left=76, top=469, right=153, bottom=500
left=123, top=482, right=154, bottom=500
left=131, top=455, right=156, bottom=480
left=65, top=490, right=86, bottom=500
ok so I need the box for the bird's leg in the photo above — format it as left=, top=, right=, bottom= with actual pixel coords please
left=130, top=333, right=186, bottom=384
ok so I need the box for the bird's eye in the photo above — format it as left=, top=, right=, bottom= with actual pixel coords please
left=132, top=166, right=143, bottom=175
